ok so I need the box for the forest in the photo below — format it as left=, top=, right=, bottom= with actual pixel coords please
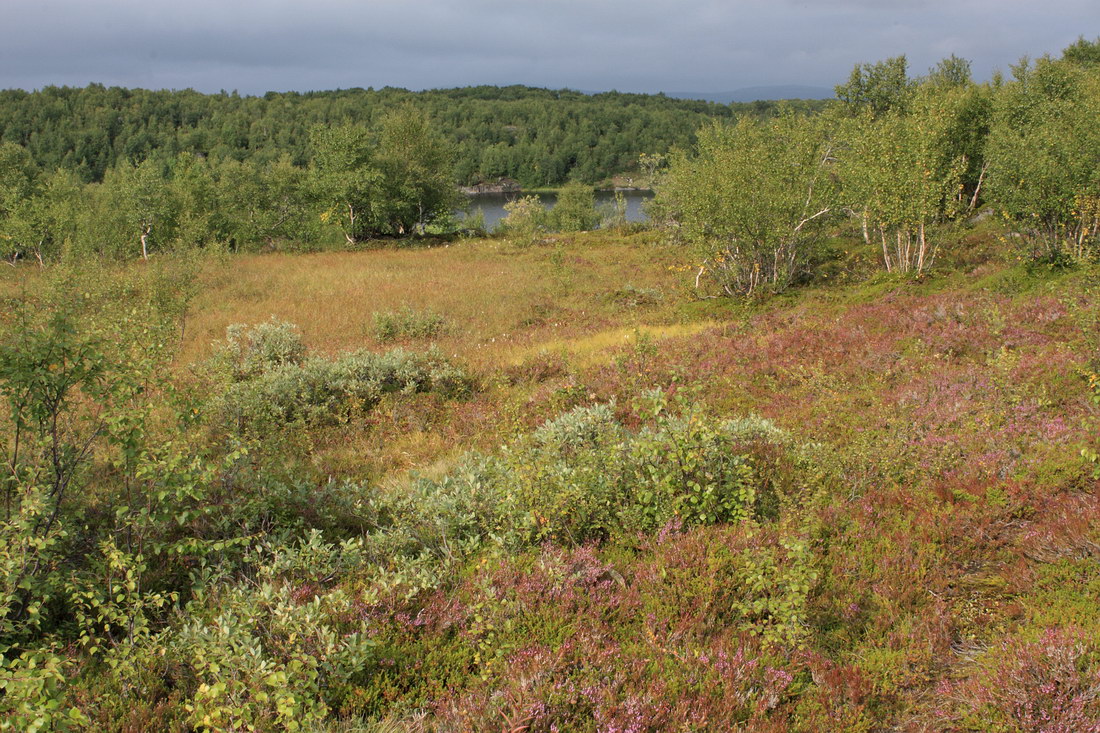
left=1, top=37, right=1099, bottom=731
left=0, top=83, right=825, bottom=188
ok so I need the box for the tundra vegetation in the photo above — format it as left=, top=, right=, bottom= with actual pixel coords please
left=1, top=39, right=1100, bottom=732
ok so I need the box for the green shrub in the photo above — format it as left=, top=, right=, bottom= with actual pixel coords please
left=653, top=113, right=837, bottom=295
left=372, top=306, right=447, bottom=342
left=496, top=195, right=547, bottom=246
left=168, top=540, right=376, bottom=731
left=220, top=318, right=306, bottom=379
left=369, top=397, right=806, bottom=557
left=0, top=651, right=89, bottom=732
left=545, top=182, right=600, bottom=232
left=218, top=347, right=471, bottom=432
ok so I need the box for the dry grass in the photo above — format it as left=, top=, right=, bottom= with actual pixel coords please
left=181, top=230, right=694, bottom=373
left=0, top=230, right=711, bottom=481
left=87, top=230, right=712, bottom=480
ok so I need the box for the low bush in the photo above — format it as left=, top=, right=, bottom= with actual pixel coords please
left=370, top=396, right=811, bottom=558
left=210, top=320, right=471, bottom=433
left=936, top=627, right=1100, bottom=731
left=219, top=318, right=306, bottom=379
left=218, top=347, right=471, bottom=432
left=496, top=195, right=547, bottom=246
left=607, top=283, right=663, bottom=308
left=372, top=306, right=447, bottom=342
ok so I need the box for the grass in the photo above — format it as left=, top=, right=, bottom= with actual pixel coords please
left=180, top=229, right=691, bottom=373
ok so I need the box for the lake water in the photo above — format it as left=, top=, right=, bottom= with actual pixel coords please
left=458, top=189, right=654, bottom=231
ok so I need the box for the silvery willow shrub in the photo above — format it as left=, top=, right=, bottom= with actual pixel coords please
left=220, top=318, right=306, bottom=379
left=367, top=398, right=806, bottom=559
left=497, top=195, right=547, bottom=246
left=168, top=547, right=375, bottom=731
left=212, top=321, right=471, bottom=431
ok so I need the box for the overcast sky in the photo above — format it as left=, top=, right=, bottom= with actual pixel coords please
left=1, top=0, right=1096, bottom=96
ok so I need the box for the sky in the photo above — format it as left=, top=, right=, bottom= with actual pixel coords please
left=1, top=0, right=1096, bottom=96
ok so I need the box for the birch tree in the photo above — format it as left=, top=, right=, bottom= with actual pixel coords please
left=837, top=87, right=967, bottom=275
left=654, top=113, right=837, bottom=296
left=107, top=160, right=177, bottom=260
left=985, top=56, right=1100, bottom=263
left=309, top=124, right=380, bottom=245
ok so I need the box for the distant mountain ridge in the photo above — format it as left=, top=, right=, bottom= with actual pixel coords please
left=666, top=85, right=835, bottom=103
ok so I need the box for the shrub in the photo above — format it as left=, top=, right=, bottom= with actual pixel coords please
left=372, top=306, right=447, bottom=342
left=607, top=283, right=662, bottom=308
left=168, top=547, right=376, bottom=731
left=599, top=191, right=630, bottom=230
left=220, top=318, right=306, bottom=379
left=496, top=195, right=547, bottom=246
left=653, top=113, right=837, bottom=296
left=545, top=182, right=600, bottom=232
left=372, top=398, right=805, bottom=556
left=457, top=207, right=487, bottom=237
left=217, top=347, right=471, bottom=432
left=0, top=651, right=89, bottom=732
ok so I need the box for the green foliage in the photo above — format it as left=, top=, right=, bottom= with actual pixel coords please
left=381, top=396, right=805, bottom=553
left=837, top=84, right=969, bottom=274
left=0, top=85, right=794, bottom=188
left=310, top=123, right=382, bottom=245
left=0, top=143, right=35, bottom=234
left=212, top=322, right=470, bottom=432
left=925, top=54, right=974, bottom=89
left=497, top=195, right=547, bottom=246
left=654, top=112, right=837, bottom=295
left=0, top=269, right=237, bottom=725
left=107, top=159, right=179, bottom=259
left=545, top=182, right=600, bottom=232
left=6, top=42, right=1100, bottom=731
left=373, top=106, right=461, bottom=236
left=372, top=306, right=447, bottom=343
left=835, top=55, right=912, bottom=117
left=0, top=304, right=115, bottom=647
left=219, top=318, right=307, bottom=379
left=309, top=111, right=458, bottom=242
left=456, top=207, right=487, bottom=238
left=0, top=650, right=88, bottom=731
left=985, top=56, right=1100, bottom=264
left=1062, top=36, right=1100, bottom=66
left=170, top=562, right=375, bottom=731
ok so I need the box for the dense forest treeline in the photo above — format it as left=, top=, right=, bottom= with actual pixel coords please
left=0, top=85, right=824, bottom=261
left=0, top=84, right=827, bottom=187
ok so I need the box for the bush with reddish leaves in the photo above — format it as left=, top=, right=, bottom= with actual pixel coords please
left=936, top=627, right=1100, bottom=732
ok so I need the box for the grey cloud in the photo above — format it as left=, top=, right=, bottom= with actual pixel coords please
left=1, top=0, right=1096, bottom=94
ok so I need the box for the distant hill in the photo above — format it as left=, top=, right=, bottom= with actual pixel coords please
left=666, top=85, right=835, bottom=103
left=0, top=84, right=831, bottom=188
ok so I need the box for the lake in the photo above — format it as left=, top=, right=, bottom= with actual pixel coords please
left=458, top=189, right=654, bottom=231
